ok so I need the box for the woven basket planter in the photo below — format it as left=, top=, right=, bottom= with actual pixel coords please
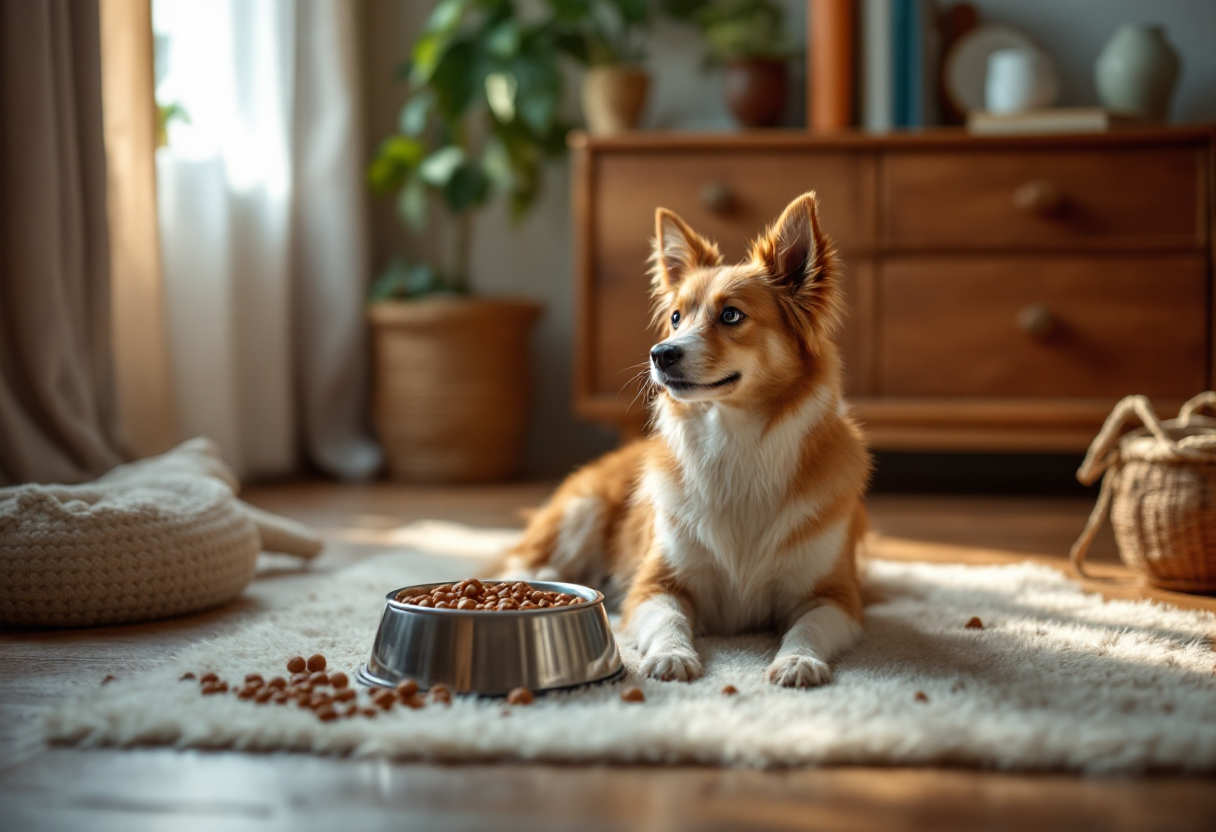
left=368, top=297, right=542, bottom=483
left=1071, top=392, right=1216, bottom=592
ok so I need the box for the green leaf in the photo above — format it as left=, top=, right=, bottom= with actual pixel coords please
left=508, top=48, right=561, bottom=133
left=410, top=0, right=467, bottom=87
left=485, top=20, right=520, bottom=57
left=484, top=72, right=518, bottom=123
left=545, top=0, right=590, bottom=21
left=611, top=0, right=649, bottom=25
left=430, top=38, right=486, bottom=120
left=419, top=146, right=465, bottom=186
left=443, top=163, right=490, bottom=213
left=398, top=90, right=434, bottom=136
left=369, top=258, right=440, bottom=301
left=366, top=135, right=426, bottom=193
left=426, top=0, right=466, bottom=33
left=396, top=177, right=428, bottom=231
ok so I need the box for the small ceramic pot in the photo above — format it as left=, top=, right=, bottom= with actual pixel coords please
left=723, top=59, right=788, bottom=128
left=984, top=48, right=1059, bottom=114
left=582, top=66, right=649, bottom=135
left=1094, top=24, right=1181, bottom=121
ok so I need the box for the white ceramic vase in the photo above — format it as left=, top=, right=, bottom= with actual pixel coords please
left=1094, top=24, right=1181, bottom=121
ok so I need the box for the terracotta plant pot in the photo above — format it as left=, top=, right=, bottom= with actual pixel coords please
left=368, top=297, right=542, bottom=483
left=723, top=58, right=788, bottom=128
left=582, top=66, right=649, bottom=135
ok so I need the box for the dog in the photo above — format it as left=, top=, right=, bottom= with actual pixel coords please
left=504, top=191, right=871, bottom=687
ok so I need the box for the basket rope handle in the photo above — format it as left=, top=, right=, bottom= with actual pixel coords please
left=1178, top=391, right=1216, bottom=423
left=1075, top=395, right=1171, bottom=486
left=1069, top=468, right=1116, bottom=579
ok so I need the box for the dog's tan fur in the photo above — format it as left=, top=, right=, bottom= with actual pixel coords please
left=504, top=192, right=871, bottom=686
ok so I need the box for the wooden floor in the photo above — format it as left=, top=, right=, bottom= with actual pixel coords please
left=2, top=482, right=1214, bottom=832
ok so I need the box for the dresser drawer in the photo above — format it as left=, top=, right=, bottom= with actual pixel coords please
left=879, top=255, right=1208, bottom=399
left=883, top=148, right=1206, bottom=251
left=586, top=150, right=868, bottom=400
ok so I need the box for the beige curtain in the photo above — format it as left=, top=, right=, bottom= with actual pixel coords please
left=0, top=0, right=127, bottom=484
left=99, top=0, right=178, bottom=459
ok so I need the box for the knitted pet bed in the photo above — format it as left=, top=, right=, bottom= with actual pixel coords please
left=0, top=438, right=322, bottom=628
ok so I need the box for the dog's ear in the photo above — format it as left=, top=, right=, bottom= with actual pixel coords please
left=750, top=192, right=843, bottom=351
left=650, top=208, right=721, bottom=295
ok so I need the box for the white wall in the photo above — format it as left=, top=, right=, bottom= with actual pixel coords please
left=362, top=0, right=1214, bottom=478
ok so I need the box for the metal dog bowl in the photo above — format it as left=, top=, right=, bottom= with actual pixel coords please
left=357, top=580, right=623, bottom=696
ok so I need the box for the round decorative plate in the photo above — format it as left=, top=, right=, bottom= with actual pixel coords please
left=944, top=23, right=1037, bottom=113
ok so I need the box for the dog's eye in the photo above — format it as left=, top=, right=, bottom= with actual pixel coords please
left=671, top=310, right=680, bottom=329
left=720, top=307, right=745, bottom=325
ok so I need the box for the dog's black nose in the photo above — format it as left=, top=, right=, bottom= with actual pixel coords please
left=650, top=343, right=684, bottom=371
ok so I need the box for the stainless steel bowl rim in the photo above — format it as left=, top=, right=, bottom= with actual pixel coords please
left=355, top=662, right=625, bottom=696
left=386, top=579, right=606, bottom=617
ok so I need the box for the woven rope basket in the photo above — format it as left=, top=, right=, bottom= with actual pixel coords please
left=369, top=298, right=542, bottom=483
left=1071, top=392, right=1216, bottom=592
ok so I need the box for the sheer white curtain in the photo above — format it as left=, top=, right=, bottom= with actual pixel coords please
left=153, top=0, right=380, bottom=479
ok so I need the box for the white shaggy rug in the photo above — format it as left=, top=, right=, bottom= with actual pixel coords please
left=45, top=522, right=1216, bottom=774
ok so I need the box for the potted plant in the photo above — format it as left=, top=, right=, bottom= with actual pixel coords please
left=549, top=0, right=652, bottom=134
left=366, top=0, right=569, bottom=483
left=662, top=0, right=794, bottom=128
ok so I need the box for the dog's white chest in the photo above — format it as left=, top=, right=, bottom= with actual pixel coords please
left=649, top=401, right=843, bottom=634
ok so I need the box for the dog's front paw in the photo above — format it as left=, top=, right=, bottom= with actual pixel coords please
left=766, top=654, right=832, bottom=688
left=640, top=646, right=703, bottom=682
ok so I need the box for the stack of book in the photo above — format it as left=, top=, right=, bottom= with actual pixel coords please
left=966, top=107, right=1139, bottom=135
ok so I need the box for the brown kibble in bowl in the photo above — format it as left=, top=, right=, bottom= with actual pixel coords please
left=372, top=690, right=395, bottom=710
left=244, top=673, right=264, bottom=686
left=914, top=691, right=929, bottom=702
left=397, top=580, right=589, bottom=612
left=255, top=688, right=275, bottom=704
left=267, top=676, right=287, bottom=690
left=965, top=616, right=984, bottom=630
left=506, top=687, right=534, bottom=706
left=238, top=686, right=258, bottom=700
left=402, top=693, right=426, bottom=709
left=721, top=685, right=739, bottom=696
left=200, top=672, right=219, bottom=685
left=329, top=671, right=349, bottom=689
left=306, top=654, right=327, bottom=672
left=202, top=682, right=227, bottom=695
left=317, top=706, right=339, bottom=722
left=395, top=678, right=419, bottom=697
left=287, top=656, right=307, bottom=674
left=620, top=686, right=645, bottom=703
left=334, top=688, right=356, bottom=703
left=309, top=671, right=329, bottom=686
left=180, top=672, right=196, bottom=682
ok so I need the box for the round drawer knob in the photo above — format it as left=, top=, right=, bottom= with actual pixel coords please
left=1013, top=179, right=1066, bottom=217
left=700, top=181, right=735, bottom=214
left=1017, top=304, right=1056, bottom=340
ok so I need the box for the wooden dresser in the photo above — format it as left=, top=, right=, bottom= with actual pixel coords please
left=570, top=126, right=1215, bottom=450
